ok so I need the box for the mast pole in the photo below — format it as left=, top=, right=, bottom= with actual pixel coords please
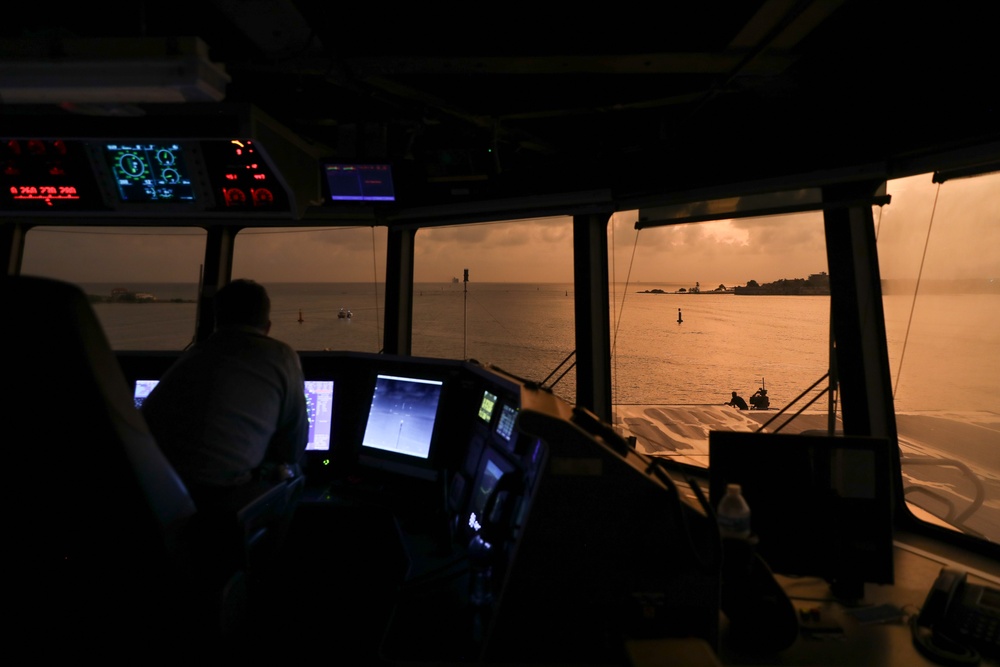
left=464, top=268, right=469, bottom=359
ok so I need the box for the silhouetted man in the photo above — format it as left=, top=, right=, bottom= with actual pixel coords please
left=726, top=391, right=749, bottom=410
left=142, top=278, right=308, bottom=508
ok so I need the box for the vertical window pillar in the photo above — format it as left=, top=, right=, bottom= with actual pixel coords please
left=383, top=226, right=415, bottom=356
left=197, top=224, right=237, bottom=342
left=574, top=212, right=613, bottom=421
left=822, top=183, right=897, bottom=441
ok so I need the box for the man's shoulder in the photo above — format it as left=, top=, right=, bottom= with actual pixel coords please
left=214, top=328, right=292, bottom=350
left=240, top=333, right=302, bottom=371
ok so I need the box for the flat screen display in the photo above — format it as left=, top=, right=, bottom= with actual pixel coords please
left=304, top=380, right=334, bottom=451
left=323, top=163, right=395, bottom=201
left=496, top=403, right=518, bottom=441
left=104, top=142, right=197, bottom=203
left=478, top=390, right=498, bottom=423
left=466, top=450, right=513, bottom=535
left=135, top=378, right=334, bottom=452
left=133, top=379, right=159, bottom=409
left=362, top=374, right=443, bottom=460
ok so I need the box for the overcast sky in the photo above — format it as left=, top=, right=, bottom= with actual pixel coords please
left=20, top=172, right=998, bottom=286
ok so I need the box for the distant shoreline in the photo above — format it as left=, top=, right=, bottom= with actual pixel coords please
left=639, top=273, right=831, bottom=296
left=87, top=294, right=195, bottom=304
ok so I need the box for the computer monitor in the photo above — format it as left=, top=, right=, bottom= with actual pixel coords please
left=133, top=379, right=159, bottom=409
left=304, top=380, right=334, bottom=452
left=709, top=430, right=894, bottom=598
left=322, top=162, right=395, bottom=202
left=134, top=378, right=335, bottom=452
left=359, top=372, right=444, bottom=480
left=464, top=446, right=516, bottom=539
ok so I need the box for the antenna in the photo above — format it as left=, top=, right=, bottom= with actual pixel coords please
left=464, top=269, right=469, bottom=359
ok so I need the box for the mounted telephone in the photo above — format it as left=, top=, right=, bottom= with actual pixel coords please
left=911, top=567, right=1000, bottom=666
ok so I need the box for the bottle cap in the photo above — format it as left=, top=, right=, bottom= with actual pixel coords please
left=726, top=483, right=742, bottom=493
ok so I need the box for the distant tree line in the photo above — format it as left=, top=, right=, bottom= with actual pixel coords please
left=735, top=273, right=829, bottom=295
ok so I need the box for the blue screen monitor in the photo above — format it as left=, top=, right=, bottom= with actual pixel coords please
left=304, top=380, right=334, bottom=451
left=323, top=163, right=395, bottom=201
left=135, top=378, right=335, bottom=452
left=360, top=373, right=444, bottom=479
left=466, top=449, right=514, bottom=536
left=133, top=379, right=159, bottom=409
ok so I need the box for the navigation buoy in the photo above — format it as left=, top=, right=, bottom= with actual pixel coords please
left=677, top=308, right=683, bottom=324
left=298, top=309, right=304, bottom=323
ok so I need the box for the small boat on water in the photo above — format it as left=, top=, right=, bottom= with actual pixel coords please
left=338, top=308, right=352, bottom=319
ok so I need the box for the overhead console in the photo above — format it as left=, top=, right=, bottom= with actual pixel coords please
left=0, top=136, right=295, bottom=217
left=1, top=105, right=323, bottom=220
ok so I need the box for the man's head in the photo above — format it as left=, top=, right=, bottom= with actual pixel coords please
left=732, top=391, right=738, bottom=397
left=215, top=279, right=271, bottom=332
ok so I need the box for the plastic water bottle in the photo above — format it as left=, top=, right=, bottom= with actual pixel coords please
left=717, top=483, right=751, bottom=539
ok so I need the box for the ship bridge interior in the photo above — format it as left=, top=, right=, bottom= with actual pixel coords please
left=3, top=2, right=999, bottom=666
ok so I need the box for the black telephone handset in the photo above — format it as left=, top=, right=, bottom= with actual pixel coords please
left=912, top=567, right=1000, bottom=666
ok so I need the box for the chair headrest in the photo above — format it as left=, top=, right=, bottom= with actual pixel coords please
left=2, top=275, right=196, bottom=562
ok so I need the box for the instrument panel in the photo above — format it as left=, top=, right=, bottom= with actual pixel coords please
left=2, top=137, right=290, bottom=216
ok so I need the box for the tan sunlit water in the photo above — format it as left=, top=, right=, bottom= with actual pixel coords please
left=87, top=281, right=998, bottom=415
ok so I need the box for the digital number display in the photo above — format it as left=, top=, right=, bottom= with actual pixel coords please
left=9, top=184, right=81, bottom=203
left=105, top=142, right=197, bottom=202
left=1, top=139, right=102, bottom=210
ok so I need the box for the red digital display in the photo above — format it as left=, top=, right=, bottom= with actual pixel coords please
left=1, top=138, right=102, bottom=211
left=204, top=139, right=288, bottom=211
left=9, top=184, right=82, bottom=206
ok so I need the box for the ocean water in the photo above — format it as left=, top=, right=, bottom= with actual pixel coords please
left=85, top=281, right=999, bottom=414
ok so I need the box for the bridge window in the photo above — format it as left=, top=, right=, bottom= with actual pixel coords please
left=20, top=226, right=205, bottom=350
left=878, top=171, right=1000, bottom=544
left=232, top=226, right=388, bottom=353
left=608, top=209, right=832, bottom=466
left=412, top=217, right=576, bottom=404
